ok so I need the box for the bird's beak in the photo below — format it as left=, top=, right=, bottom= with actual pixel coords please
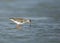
left=29, top=20, right=31, bottom=27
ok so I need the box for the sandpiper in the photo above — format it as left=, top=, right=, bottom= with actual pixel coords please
left=9, top=18, right=31, bottom=29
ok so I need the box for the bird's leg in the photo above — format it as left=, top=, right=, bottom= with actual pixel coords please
left=16, top=24, right=21, bottom=29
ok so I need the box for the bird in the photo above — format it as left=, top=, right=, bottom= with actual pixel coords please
left=9, top=17, right=31, bottom=29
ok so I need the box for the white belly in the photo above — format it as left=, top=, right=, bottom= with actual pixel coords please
left=10, top=19, right=25, bottom=24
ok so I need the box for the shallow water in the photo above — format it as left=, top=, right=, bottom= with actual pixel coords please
left=0, top=0, right=60, bottom=43
left=0, top=17, right=60, bottom=43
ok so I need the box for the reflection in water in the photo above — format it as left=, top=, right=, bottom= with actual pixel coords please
left=0, top=0, right=60, bottom=43
left=0, top=17, right=60, bottom=43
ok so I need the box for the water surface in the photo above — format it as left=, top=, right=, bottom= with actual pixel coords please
left=0, top=17, right=60, bottom=43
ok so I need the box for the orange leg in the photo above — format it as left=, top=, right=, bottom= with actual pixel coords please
left=16, top=24, right=21, bottom=29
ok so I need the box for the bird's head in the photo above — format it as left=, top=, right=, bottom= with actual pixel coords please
left=26, top=19, right=31, bottom=23
left=26, top=19, right=31, bottom=27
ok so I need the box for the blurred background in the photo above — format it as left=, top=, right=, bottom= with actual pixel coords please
left=0, top=0, right=60, bottom=18
left=0, top=0, right=60, bottom=43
